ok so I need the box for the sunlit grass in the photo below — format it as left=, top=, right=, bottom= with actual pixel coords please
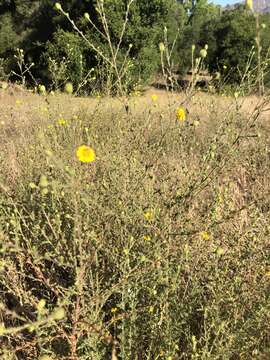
left=0, top=88, right=269, bottom=359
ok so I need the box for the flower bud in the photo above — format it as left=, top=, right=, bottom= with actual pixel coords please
left=159, top=42, right=165, bottom=52
left=200, top=49, right=207, bottom=58
left=37, top=299, right=46, bottom=312
left=38, top=84, right=46, bottom=95
left=53, top=307, right=65, bottom=320
left=54, top=2, right=62, bottom=11
left=64, top=82, right=73, bottom=94
left=0, top=323, right=5, bottom=336
left=84, top=12, right=90, bottom=21
left=39, top=175, right=49, bottom=188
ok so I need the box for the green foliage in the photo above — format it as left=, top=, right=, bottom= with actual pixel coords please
left=201, top=6, right=270, bottom=85
left=44, top=29, right=88, bottom=89
left=209, top=7, right=256, bottom=80
left=0, top=13, right=18, bottom=55
left=177, top=1, right=221, bottom=75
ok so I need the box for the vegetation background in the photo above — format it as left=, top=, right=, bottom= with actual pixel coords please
left=0, top=1, right=270, bottom=360
left=0, top=0, right=270, bottom=92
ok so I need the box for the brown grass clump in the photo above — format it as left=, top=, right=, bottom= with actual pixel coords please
left=0, top=89, right=270, bottom=359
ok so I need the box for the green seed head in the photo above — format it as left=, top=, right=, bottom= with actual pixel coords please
left=54, top=2, right=62, bottom=11
left=38, top=84, right=46, bottom=95
left=53, top=307, right=65, bottom=320
left=1, top=81, right=8, bottom=90
left=39, top=175, right=49, bottom=188
left=200, top=49, right=207, bottom=58
left=64, top=82, right=73, bottom=95
left=159, top=42, right=165, bottom=53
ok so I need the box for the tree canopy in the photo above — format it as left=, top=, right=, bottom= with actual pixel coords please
left=0, top=0, right=270, bottom=92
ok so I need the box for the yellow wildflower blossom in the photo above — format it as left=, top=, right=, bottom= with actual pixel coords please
left=200, top=231, right=210, bottom=240
left=151, top=94, right=158, bottom=102
left=143, top=235, right=151, bottom=241
left=58, top=118, right=66, bottom=126
left=144, top=211, right=154, bottom=222
left=76, top=145, right=96, bottom=163
left=176, top=107, right=186, bottom=122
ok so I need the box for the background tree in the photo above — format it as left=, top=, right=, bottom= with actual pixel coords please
left=0, top=0, right=269, bottom=92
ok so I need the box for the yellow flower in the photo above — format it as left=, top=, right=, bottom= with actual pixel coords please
left=151, top=94, right=158, bottom=102
left=246, top=0, right=253, bottom=10
left=144, top=211, right=154, bottom=222
left=111, top=307, right=118, bottom=314
left=76, top=145, right=96, bottom=163
left=176, top=107, right=186, bottom=122
left=200, top=231, right=210, bottom=240
left=58, top=118, right=66, bottom=126
left=143, top=235, right=151, bottom=241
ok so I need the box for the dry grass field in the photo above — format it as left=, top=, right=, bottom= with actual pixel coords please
left=0, top=87, right=270, bottom=359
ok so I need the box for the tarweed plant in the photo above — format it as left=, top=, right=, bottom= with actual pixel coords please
left=1, top=77, right=270, bottom=359
left=0, top=2, right=270, bottom=359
